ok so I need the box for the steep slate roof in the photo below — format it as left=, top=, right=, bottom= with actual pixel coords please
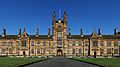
left=0, top=35, right=119, bottom=40
left=102, top=35, right=120, bottom=39
left=67, top=35, right=90, bottom=39
left=67, top=35, right=120, bottom=39
left=29, top=35, right=52, bottom=39
left=0, top=35, right=52, bottom=39
left=0, top=35, right=18, bottom=39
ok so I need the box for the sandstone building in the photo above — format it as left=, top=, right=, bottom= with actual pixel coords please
left=0, top=11, right=120, bottom=57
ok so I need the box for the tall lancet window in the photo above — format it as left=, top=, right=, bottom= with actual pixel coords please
left=57, top=26, right=62, bottom=37
left=57, top=26, right=62, bottom=46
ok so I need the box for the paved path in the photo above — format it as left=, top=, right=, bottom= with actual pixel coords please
left=25, top=57, right=99, bottom=67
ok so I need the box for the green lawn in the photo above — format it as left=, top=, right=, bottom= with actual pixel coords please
left=0, top=57, right=47, bottom=67
left=73, top=58, right=120, bottom=67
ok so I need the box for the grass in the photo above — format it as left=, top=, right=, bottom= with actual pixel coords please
left=0, top=57, right=47, bottom=67
left=73, top=58, right=120, bottom=67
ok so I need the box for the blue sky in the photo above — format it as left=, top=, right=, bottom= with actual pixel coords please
left=0, top=0, right=120, bottom=35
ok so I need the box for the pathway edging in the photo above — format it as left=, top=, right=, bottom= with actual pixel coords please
left=18, top=58, right=48, bottom=67
left=70, top=58, right=104, bottom=67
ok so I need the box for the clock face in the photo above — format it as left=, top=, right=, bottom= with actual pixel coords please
left=58, top=19, right=61, bottom=23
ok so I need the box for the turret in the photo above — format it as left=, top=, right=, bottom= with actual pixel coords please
left=18, top=28, right=21, bottom=37
left=63, top=11, right=67, bottom=21
left=2, top=28, right=6, bottom=37
left=114, top=28, right=118, bottom=35
left=98, top=28, right=102, bottom=37
left=23, top=28, right=26, bottom=32
left=68, top=28, right=71, bottom=37
left=52, top=11, right=56, bottom=25
left=36, top=28, right=39, bottom=37
left=80, top=28, right=84, bottom=37
left=48, top=28, right=50, bottom=37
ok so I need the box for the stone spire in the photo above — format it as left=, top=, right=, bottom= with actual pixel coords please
left=68, top=28, right=71, bottom=36
left=98, top=28, right=101, bottom=35
left=114, top=28, right=118, bottom=35
left=80, top=28, right=84, bottom=37
left=63, top=11, right=67, bottom=22
left=36, top=27, right=39, bottom=37
left=52, top=11, right=56, bottom=24
left=48, top=28, right=50, bottom=37
left=23, top=28, right=26, bottom=32
left=18, top=28, right=21, bottom=37
left=2, top=28, right=6, bottom=37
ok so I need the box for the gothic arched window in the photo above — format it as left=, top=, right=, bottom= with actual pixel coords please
left=2, top=42, right=6, bottom=46
left=22, top=41, right=26, bottom=47
left=93, top=41, right=98, bottom=47
left=57, top=26, right=62, bottom=32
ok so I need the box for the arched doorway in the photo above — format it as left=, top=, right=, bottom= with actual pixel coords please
left=23, top=51, right=26, bottom=56
left=57, top=49, right=63, bottom=56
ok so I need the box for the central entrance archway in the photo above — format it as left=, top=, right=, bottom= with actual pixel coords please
left=23, top=51, right=26, bottom=56
left=57, top=49, right=63, bottom=56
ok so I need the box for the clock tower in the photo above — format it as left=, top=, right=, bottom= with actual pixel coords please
left=52, top=11, right=67, bottom=56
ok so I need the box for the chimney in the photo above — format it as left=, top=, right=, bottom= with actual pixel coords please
left=80, top=28, right=83, bottom=37
left=114, top=28, right=118, bottom=35
left=98, top=28, right=102, bottom=37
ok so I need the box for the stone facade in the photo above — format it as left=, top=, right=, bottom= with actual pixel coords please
left=0, top=11, right=120, bottom=56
